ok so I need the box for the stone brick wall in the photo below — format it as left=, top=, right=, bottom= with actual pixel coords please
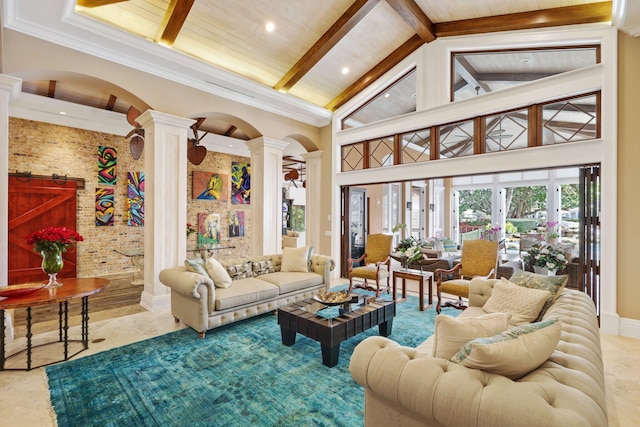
left=8, top=118, right=250, bottom=277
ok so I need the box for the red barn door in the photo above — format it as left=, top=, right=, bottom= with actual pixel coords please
left=8, top=176, right=78, bottom=285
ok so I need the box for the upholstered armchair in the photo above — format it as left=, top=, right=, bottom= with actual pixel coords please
left=347, top=233, right=393, bottom=297
left=434, top=239, right=499, bottom=313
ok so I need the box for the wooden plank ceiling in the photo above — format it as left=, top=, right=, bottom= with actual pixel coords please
left=75, top=0, right=612, bottom=112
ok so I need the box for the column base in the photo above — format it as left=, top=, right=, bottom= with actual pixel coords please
left=139, top=291, right=171, bottom=311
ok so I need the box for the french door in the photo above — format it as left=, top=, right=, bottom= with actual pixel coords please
left=340, top=187, right=368, bottom=278
left=579, top=165, right=601, bottom=315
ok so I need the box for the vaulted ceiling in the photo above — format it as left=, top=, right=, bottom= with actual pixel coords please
left=73, top=0, right=613, bottom=113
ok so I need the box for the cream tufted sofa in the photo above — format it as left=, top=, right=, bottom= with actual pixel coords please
left=159, top=253, right=334, bottom=337
left=350, top=279, right=607, bottom=427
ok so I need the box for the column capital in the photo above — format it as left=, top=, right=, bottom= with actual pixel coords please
left=0, top=74, right=22, bottom=100
left=301, top=150, right=324, bottom=161
left=137, top=110, right=195, bottom=129
left=246, top=136, right=289, bottom=152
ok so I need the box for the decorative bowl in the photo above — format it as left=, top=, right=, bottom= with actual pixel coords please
left=313, top=290, right=351, bottom=306
left=0, top=283, right=46, bottom=298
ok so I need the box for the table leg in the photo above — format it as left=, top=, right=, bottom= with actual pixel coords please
left=81, top=296, right=89, bottom=349
left=26, top=307, right=32, bottom=371
left=0, top=310, right=5, bottom=370
left=280, top=327, right=296, bottom=346
left=379, top=318, right=393, bottom=337
left=321, top=343, right=340, bottom=368
left=63, top=301, right=69, bottom=361
left=58, top=302, right=63, bottom=341
left=392, top=274, right=407, bottom=303
left=418, top=276, right=433, bottom=311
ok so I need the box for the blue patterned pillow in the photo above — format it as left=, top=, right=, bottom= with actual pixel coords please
left=507, top=270, right=568, bottom=320
left=184, top=257, right=208, bottom=277
left=450, top=319, right=561, bottom=380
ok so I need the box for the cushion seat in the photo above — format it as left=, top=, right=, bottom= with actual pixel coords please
left=351, top=265, right=389, bottom=280
left=438, top=279, right=469, bottom=296
left=258, top=272, right=323, bottom=294
left=214, top=278, right=279, bottom=310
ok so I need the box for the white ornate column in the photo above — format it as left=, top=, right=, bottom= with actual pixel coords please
left=137, top=110, right=194, bottom=311
left=0, top=74, right=22, bottom=342
left=246, top=137, right=288, bottom=256
left=301, top=150, right=323, bottom=249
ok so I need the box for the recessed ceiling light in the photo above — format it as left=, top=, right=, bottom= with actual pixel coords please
left=341, top=67, right=349, bottom=75
left=59, top=111, right=66, bottom=115
left=384, top=93, right=390, bottom=98
left=520, top=58, right=529, bottom=63
left=265, top=22, right=276, bottom=32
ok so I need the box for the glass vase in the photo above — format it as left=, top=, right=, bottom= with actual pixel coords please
left=41, top=246, right=64, bottom=288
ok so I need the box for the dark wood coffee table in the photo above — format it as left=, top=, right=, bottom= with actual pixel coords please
left=277, top=295, right=395, bottom=367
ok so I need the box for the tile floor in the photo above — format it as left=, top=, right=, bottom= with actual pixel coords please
left=1, top=280, right=638, bottom=426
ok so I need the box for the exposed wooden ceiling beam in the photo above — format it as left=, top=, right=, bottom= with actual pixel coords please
left=155, top=0, right=195, bottom=47
left=476, top=72, right=558, bottom=82
left=77, top=0, right=129, bottom=7
left=434, top=2, right=612, bottom=38
left=386, top=0, right=436, bottom=43
left=325, top=34, right=424, bottom=111
left=47, top=80, right=56, bottom=98
left=106, top=94, right=117, bottom=110
left=223, top=125, right=237, bottom=137
left=274, top=0, right=381, bottom=92
left=454, top=56, right=490, bottom=94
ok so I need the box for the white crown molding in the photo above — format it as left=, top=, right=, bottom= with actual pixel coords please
left=9, top=92, right=131, bottom=135
left=2, top=0, right=332, bottom=128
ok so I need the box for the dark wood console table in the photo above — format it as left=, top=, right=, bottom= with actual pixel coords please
left=0, top=277, right=110, bottom=371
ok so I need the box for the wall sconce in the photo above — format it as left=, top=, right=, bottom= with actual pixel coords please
left=429, top=203, right=435, bottom=212
left=406, top=202, right=412, bottom=210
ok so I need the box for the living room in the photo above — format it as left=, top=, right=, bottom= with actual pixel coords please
left=2, top=1, right=640, bottom=425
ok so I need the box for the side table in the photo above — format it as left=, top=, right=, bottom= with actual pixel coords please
left=392, top=269, right=433, bottom=311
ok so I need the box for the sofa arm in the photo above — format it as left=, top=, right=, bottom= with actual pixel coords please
left=159, top=266, right=216, bottom=311
left=310, top=254, right=335, bottom=288
left=350, top=336, right=602, bottom=427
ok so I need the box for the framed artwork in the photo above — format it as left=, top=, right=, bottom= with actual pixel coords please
left=126, top=172, right=144, bottom=226
left=192, top=171, right=228, bottom=200
left=98, top=146, right=117, bottom=184
left=198, top=212, right=220, bottom=245
left=231, top=162, right=250, bottom=204
left=228, top=211, right=245, bottom=237
left=95, top=187, right=115, bottom=226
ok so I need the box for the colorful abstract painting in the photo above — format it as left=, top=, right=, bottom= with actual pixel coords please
left=192, top=171, right=228, bottom=200
left=198, top=212, right=220, bottom=245
left=95, top=187, right=115, bottom=226
left=127, top=172, right=145, bottom=226
left=228, top=211, right=245, bottom=237
left=98, top=146, right=117, bottom=184
left=230, top=162, right=250, bottom=204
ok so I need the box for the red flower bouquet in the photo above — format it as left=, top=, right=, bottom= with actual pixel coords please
left=26, top=226, right=84, bottom=253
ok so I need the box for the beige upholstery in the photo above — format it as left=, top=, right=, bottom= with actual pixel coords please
left=349, top=279, right=607, bottom=427
left=348, top=233, right=393, bottom=296
left=159, top=253, right=334, bottom=337
left=434, top=239, right=499, bottom=313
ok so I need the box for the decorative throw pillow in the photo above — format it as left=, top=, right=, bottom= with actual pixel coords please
left=307, top=246, right=315, bottom=271
left=184, top=257, right=208, bottom=277
left=205, top=257, right=233, bottom=288
left=482, top=280, right=550, bottom=325
left=281, top=246, right=310, bottom=272
left=507, top=270, right=568, bottom=320
left=252, top=260, right=274, bottom=276
left=450, top=318, right=561, bottom=380
left=443, top=239, right=457, bottom=252
left=225, top=261, right=253, bottom=280
left=432, top=313, right=512, bottom=359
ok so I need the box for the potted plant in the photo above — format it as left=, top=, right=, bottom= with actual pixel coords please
left=522, top=243, right=568, bottom=275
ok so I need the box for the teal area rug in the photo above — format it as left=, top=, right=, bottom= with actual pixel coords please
left=46, top=288, right=458, bottom=427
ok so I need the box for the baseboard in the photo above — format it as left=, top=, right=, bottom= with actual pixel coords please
left=619, top=317, right=640, bottom=339
left=140, top=291, right=171, bottom=311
